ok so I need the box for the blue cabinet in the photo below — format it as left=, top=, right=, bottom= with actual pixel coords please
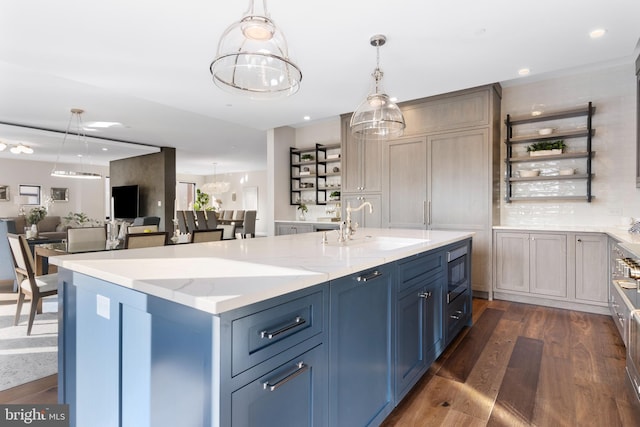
left=395, top=251, right=445, bottom=401
left=329, top=264, right=395, bottom=427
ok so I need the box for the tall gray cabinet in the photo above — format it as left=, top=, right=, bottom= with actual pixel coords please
left=341, top=84, right=502, bottom=294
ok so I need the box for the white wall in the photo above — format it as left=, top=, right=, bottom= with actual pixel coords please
left=0, top=158, right=108, bottom=221
left=500, top=62, right=639, bottom=226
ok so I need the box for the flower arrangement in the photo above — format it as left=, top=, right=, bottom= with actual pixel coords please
left=297, top=203, right=308, bottom=214
left=27, top=206, right=47, bottom=225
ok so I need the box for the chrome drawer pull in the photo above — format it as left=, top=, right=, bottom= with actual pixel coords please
left=450, top=310, right=463, bottom=320
left=260, top=316, right=306, bottom=339
left=418, top=291, right=432, bottom=299
left=263, top=362, right=308, bottom=392
left=356, top=270, right=382, bottom=282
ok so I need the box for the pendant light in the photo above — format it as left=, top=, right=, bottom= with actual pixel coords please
left=51, top=108, right=102, bottom=180
left=209, top=0, right=302, bottom=99
left=350, top=35, right=406, bottom=139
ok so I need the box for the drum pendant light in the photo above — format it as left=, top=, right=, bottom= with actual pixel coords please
left=209, top=0, right=302, bottom=99
left=51, top=108, right=102, bottom=179
left=350, top=35, right=406, bottom=139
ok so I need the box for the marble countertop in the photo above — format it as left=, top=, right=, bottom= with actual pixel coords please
left=50, top=228, right=473, bottom=315
left=275, top=219, right=341, bottom=225
left=493, top=224, right=640, bottom=245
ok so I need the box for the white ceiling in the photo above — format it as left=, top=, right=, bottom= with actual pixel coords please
left=1, top=0, right=639, bottom=175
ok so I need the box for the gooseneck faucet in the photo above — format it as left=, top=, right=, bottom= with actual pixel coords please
left=341, top=201, right=373, bottom=241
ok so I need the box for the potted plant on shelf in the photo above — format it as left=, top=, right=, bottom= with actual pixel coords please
left=329, top=190, right=340, bottom=201
left=527, top=140, right=566, bottom=157
left=297, top=203, right=308, bottom=221
left=300, top=154, right=314, bottom=162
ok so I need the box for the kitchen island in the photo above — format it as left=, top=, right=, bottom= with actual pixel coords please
left=52, top=228, right=473, bottom=427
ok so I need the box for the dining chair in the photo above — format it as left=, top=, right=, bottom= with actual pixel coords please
left=7, top=233, right=58, bottom=336
left=184, top=211, right=198, bottom=233
left=222, top=210, right=234, bottom=223
left=219, top=224, right=236, bottom=240
left=195, top=210, right=208, bottom=230
left=124, top=232, right=168, bottom=249
left=66, top=226, right=107, bottom=253
left=232, top=210, right=245, bottom=222
left=176, top=211, right=188, bottom=234
left=127, top=225, right=159, bottom=234
left=239, top=210, right=257, bottom=238
left=190, top=229, right=223, bottom=243
left=206, top=211, right=219, bottom=229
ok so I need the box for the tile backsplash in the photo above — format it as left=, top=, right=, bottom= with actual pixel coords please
left=499, top=63, right=640, bottom=227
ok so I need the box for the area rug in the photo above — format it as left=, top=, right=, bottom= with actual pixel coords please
left=0, top=300, right=57, bottom=391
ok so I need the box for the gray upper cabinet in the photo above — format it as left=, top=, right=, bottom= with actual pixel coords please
left=382, top=136, right=428, bottom=229
left=341, top=114, right=383, bottom=194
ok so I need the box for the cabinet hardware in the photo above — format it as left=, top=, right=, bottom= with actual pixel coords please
left=450, top=310, right=463, bottom=320
left=423, top=201, right=427, bottom=225
left=260, top=316, right=307, bottom=339
left=418, top=291, right=432, bottom=299
left=356, top=270, right=382, bottom=282
left=577, top=238, right=582, bottom=242
left=263, top=362, right=308, bottom=392
left=427, top=201, right=432, bottom=226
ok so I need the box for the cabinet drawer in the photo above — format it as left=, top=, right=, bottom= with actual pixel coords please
left=232, top=290, right=324, bottom=376
left=231, top=344, right=326, bottom=427
left=446, top=290, right=470, bottom=342
left=397, top=250, right=445, bottom=293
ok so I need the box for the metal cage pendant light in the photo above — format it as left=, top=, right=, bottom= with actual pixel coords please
left=51, top=108, right=102, bottom=180
left=350, top=35, right=406, bottom=139
left=209, top=0, right=302, bottom=99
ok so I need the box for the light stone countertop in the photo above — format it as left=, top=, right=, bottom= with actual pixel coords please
left=50, top=228, right=473, bottom=315
left=493, top=225, right=640, bottom=245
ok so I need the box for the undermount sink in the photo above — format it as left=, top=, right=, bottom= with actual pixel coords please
left=327, top=235, right=429, bottom=250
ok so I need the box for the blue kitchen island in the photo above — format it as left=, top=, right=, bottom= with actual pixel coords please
left=52, top=228, right=473, bottom=427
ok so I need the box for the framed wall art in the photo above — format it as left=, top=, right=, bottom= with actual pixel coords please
left=19, top=185, right=40, bottom=205
left=0, top=185, right=9, bottom=201
left=51, top=187, right=69, bottom=202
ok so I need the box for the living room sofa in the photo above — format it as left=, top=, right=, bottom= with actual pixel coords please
left=0, top=215, right=67, bottom=240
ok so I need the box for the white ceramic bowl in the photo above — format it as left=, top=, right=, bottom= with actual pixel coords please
left=519, top=169, right=540, bottom=178
left=538, top=128, right=554, bottom=135
left=559, top=168, right=575, bottom=175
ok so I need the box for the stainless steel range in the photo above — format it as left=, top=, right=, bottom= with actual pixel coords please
left=610, top=242, right=640, bottom=401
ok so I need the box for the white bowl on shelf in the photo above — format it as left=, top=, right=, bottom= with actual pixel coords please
left=518, top=169, right=540, bottom=178
left=538, top=127, right=555, bottom=135
left=559, top=168, right=575, bottom=175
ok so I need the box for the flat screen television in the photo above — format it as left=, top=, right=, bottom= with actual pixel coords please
left=112, top=185, right=139, bottom=219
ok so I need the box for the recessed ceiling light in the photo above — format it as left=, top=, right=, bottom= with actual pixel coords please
left=303, top=116, right=311, bottom=121
left=590, top=28, right=606, bottom=39
left=102, top=147, right=108, bottom=151
left=518, top=68, right=531, bottom=76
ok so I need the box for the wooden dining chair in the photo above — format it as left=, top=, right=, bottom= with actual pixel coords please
left=66, top=226, right=107, bottom=253
left=239, top=210, right=257, bottom=238
left=195, top=210, right=208, bottom=230
left=206, top=211, right=219, bottom=229
left=7, top=233, right=58, bottom=336
left=124, top=232, right=168, bottom=249
left=190, top=229, right=223, bottom=243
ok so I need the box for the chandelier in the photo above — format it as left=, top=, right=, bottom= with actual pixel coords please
left=209, top=0, right=302, bottom=99
left=51, top=108, right=102, bottom=179
left=350, top=34, right=406, bottom=139
left=201, top=163, right=230, bottom=194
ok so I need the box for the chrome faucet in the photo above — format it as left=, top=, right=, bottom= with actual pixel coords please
left=342, top=201, right=373, bottom=240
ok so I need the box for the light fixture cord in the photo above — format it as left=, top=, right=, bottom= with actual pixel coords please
left=373, top=40, right=383, bottom=94
left=52, top=111, right=75, bottom=172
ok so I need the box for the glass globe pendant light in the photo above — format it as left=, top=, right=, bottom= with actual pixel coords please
left=209, top=0, right=302, bottom=99
left=350, top=34, right=406, bottom=139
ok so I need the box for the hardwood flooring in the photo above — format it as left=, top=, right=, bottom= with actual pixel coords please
left=1, top=299, right=639, bottom=426
left=382, top=299, right=640, bottom=426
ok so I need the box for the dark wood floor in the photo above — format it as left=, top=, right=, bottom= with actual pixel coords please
left=1, top=299, right=639, bottom=426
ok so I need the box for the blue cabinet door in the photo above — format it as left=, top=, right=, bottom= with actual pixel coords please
left=329, top=265, right=394, bottom=427
left=395, top=275, right=444, bottom=401
left=231, top=344, right=326, bottom=427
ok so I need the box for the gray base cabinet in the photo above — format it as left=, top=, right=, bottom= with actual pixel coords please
left=329, top=264, right=395, bottom=427
left=493, top=229, right=608, bottom=313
